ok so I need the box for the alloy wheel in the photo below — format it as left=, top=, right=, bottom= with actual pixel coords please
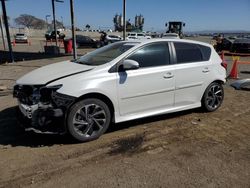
left=72, top=104, right=106, bottom=138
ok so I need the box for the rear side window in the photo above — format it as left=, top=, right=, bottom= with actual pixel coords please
left=198, top=45, right=211, bottom=61
left=174, top=42, right=211, bottom=63
left=127, top=43, right=170, bottom=68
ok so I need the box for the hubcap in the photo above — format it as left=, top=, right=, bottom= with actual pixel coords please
left=73, top=104, right=106, bottom=138
left=206, top=85, right=223, bottom=110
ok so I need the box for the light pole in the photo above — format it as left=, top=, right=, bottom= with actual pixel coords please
left=51, top=0, right=64, bottom=46
left=0, top=14, right=6, bottom=50
left=61, top=16, right=63, bottom=29
left=70, top=0, right=77, bottom=59
left=45, top=14, right=51, bottom=29
left=1, top=0, right=14, bottom=63
left=123, top=0, right=126, bottom=40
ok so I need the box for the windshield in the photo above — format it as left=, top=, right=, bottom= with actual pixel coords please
left=75, top=42, right=138, bottom=66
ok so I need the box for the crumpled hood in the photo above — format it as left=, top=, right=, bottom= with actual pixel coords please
left=16, top=60, right=94, bottom=85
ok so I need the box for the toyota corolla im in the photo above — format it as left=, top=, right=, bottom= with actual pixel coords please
left=13, top=39, right=226, bottom=142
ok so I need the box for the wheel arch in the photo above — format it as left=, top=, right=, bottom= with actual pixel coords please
left=212, top=79, right=225, bottom=85
left=74, top=92, right=115, bottom=120
left=200, top=79, right=225, bottom=102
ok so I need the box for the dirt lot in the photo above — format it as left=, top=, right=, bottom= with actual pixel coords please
left=0, top=37, right=250, bottom=188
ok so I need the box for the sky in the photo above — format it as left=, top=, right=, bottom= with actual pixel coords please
left=3, top=0, right=250, bottom=32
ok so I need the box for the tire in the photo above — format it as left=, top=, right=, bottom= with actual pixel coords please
left=67, top=98, right=111, bottom=142
left=95, top=42, right=101, bottom=48
left=202, top=82, right=224, bottom=112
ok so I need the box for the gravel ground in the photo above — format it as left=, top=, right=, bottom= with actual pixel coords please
left=0, top=36, right=250, bottom=188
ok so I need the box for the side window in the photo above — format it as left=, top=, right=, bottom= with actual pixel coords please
left=198, top=45, right=211, bottom=61
left=174, top=42, right=203, bottom=63
left=127, top=43, right=170, bottom=68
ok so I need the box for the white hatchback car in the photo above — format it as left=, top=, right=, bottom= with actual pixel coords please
left=14, top=39, right=226, bottom=142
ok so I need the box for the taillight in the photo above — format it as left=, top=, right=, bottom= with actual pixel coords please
left=221, top=62, right=227, bottom=70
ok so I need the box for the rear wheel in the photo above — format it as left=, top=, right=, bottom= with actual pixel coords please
left=67, top=98, right=111, bottom=142
left=202, top=82, right=224, bottom=112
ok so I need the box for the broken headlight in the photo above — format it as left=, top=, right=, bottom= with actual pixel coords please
left=39, top=84, right=63, bottom=103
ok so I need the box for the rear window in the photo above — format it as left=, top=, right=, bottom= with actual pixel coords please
left=174, top=42, right=211, bottom=63
left=16, top=34, right=25, bottom=36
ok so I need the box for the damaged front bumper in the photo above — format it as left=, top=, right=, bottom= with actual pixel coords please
left=14, top=85, right=76, bottom=134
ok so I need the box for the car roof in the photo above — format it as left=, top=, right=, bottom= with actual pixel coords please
left=122, top=38, right=212, bottom=48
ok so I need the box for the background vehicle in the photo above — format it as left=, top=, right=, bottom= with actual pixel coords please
left=165, top=21, right=185, bottom=38
left=45, top=31, right=65, bottom=40
left=161, top=33, right=180, bottom=39
left=105, top=34, right=122, bottom=43
left=127, top=32, right=151, bottom=40
left=231, top=38, right=250, bottom=53
left=75, top=35, right=101, bottom=48
left=14, top=33, right=28, bottom=43
left=13, top=39, right=226, bottom=142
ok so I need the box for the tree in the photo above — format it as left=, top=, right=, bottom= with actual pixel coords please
left=14, top=14, right=46, bottom=29
left=85, top=24, right=90, bottom=30
left=14, top=14, right=36, bottom=28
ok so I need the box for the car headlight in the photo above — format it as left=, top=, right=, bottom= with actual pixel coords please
left=39, top=84, right=63, bottom=103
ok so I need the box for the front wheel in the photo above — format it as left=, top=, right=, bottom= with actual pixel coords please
left=67, top=98, right=111, bottom=142
left=202, top=82, right=224, bottom=112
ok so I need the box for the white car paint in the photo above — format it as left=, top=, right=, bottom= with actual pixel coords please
left=15, top=39, right=226, bottom=124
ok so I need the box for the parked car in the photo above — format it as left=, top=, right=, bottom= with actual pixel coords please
left=161, top=33, right=179, bottom=39
left=75, top=35, right=101, bottom=48
left=127, top=32, right=151, bottom=40
left=14, top=33, right=28, bottom=43
left=45, top=31, right=65, bottom=40
left=13, top=39, right=226, bottom=142
left=105, top=34, right=122, bottom=43
left=231, top=38, right=250, bottom=53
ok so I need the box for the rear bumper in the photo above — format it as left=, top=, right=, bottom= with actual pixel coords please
left=15, top=39, right=28, bottom=43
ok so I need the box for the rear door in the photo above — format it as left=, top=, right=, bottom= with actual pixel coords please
left=172, top=42, right=212, bottom=106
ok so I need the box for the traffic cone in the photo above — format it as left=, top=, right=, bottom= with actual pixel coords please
left=229, top=60, right=238, bottom=79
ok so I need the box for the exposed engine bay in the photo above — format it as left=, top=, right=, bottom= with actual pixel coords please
left=13, top=84, right=75, bottom=134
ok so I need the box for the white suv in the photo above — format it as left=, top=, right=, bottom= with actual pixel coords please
left=14, top=39, right=226, bottom=142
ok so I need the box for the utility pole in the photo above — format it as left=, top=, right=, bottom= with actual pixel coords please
left=123, top=0, right=126, bottom=40
left=61, top=16, right=63, bottom=28
left=45, top=15, right=51, bottom=30
left=51, top=0, right=57, bottom=46
left=70, top=0, right=77, bottom=59
left=1, top=0, right=14, bottom=62
left=0, top=14, right=6, bottom=50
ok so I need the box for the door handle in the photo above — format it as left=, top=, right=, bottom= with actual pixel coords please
left=163, top=72, right=174, bottom=79
left=202, top=67, right=210, bottom=73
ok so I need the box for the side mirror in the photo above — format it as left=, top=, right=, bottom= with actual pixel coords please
left=183, top=23, right=186, bottom=27
left=121, top=59, right=139, bottom=71
left=165, top=23, right=168, bottom=27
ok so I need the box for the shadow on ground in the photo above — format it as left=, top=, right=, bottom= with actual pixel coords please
left=0, top=104, right=202, bottom=148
